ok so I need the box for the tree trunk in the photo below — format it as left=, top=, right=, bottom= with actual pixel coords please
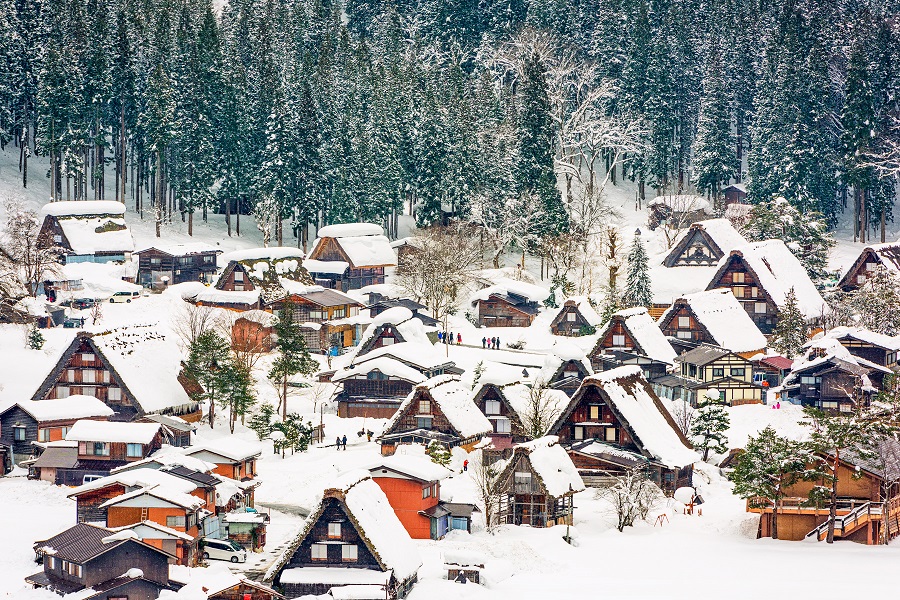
left=827, top=462, right=838, bottom=544
left=226, top=194, right=232, bottom=236
left=188, top=211, right=193, bottom=236
left=282, top=375, right=288, bottom=422
left=209, top=394, right=215, bottom=429
left=771, top=499, right=779, bottom=540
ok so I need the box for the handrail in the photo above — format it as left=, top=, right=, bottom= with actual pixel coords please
left=804, top=501, right=883, bottom=540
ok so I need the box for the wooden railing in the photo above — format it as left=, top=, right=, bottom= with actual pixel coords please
left=805, top=502, right=881, bottom=541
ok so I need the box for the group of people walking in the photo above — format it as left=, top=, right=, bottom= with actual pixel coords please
left=438, top=331, right=462, bottom=345
left=482, top=336, right=501, bottom=349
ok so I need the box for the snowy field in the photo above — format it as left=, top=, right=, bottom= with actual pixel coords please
left=3, top=145, right=900, bottom=599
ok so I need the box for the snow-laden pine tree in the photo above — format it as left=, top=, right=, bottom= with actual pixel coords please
left=624, top=232, right=652, bottom=308
left=691, top=40, right=734, bottom=203
left=770, top=288, right=808, bottom=358
left=853, top=265, right=900, bottom=336
left=691, top=390, right=730, bottom=462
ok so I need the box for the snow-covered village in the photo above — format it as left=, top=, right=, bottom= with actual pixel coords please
left=3, top=0, right=900, bottom=599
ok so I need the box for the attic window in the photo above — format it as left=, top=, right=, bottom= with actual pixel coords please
left=566, top=313, right=576, bottom=322
left=612, top=335, right=626, bottom=347
left=311, top=544, right=328, bottom=561
left=485, top=400, right=501, bottom=415
left=418, top=400, right=431, bottom=413
left=732, top=272, right=744, bottom=283
left=678, top=316, right=690, bottom=328
left=234, top=271, right=244, bottom=282
left=342, top=545, right=358, bottom=562
left=328, top=522, right=341, bottom=538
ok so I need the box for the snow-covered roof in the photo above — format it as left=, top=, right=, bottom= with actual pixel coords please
left=355, top=307, right=434, bottom=354
left=710, top=240, right=828, bottom=318
left=824, top=327, right=900, bottom=351
left=99, top=484, right=205, bottom=510
left=563, top=366, right=698, bottom=468
left=169, top=564, right=278, bottom=598
left=598, top=307, right=677, bottom=364
left=236, top=309, right=277, bottom=327
left=3, top=396, right=114, bottom=422
left=333, top=356, right=428, bottom=384
left=384, top=375, right=492, bottom=439
left=136, top=243, right=220, bottom=256
left=501, top=384, right=570, bottom=425
left=278, top=567, right=390, bottom=586
left=648, top=195, right=711, bottom=213
left=659, top=289, right=767, bottom=353
left=665, top=218, right=747, bottom=263
left=68, top=467, right=198, bottom=497
left=367, top=453, right=453, bottom=482
left=184, top=438, right=262, bottom=463
left=111, top=445, right=216, bottom=474
left=317, top=223, right=385, bottom=238
left=559, top=296, right=602, bottom=327
left=109, top=520, right=195, bottom=542
left=41, top=201, right=127, bottom=217
left=90, top=326, right=197, bottom=413
left=469, top=278, right=550, bottom=305
left=57, top=214, right=135, bottom=255
left=303, top=258, right=350, bottom=274
left=311, top=223, right=397, bottom=268
left=193, top=288, right=261, bottom=306
left=785, top=338, right=891, bottom=390
left=506, top=436, right=585, bottom=497
left=351, top=341, right=451, bottom=372
left=66, top=420, right=161, bottom=444
left=219, top=247, right=307, bottom=265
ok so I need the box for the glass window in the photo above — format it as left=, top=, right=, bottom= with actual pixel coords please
left=574, top=426, right=584, bottom=440
left=822, top=401, right=838, bottom=409
left=676, top=331, right=692, bottom=340
left=485, top=400, right=501, bottom=415
left=751, top=287, right=759, bottom=298
left=309, top=310, right=326, bottom=320
left=730, top=368, right=745, bottom=377
left=233, top=271, right=244, bottom=282
left=311, top=544, right=328, bottom=561
left=38, top=428, right=48, bottom=442
left=107, top=387, right=122, bottom=402
left=93, top=442, right=109, bottom=456
left=605, top=427, right=617, bottom=442
left=416, top=417, right=432, bottom=429
left=689, top=365, right=697, bottom=377
left=126, top=443, right=142, bottom=458
left=166, top=515, right=186, bottom=528
left=203, top=255, right=214, bottom=263
left=712, top=368, right=724, bottom=378
left=495, top=418, right=511, bottom=433
left=56, top=386, right=70, bottom=398
left=234, top=284, right=244, bottom=292
left=678, top=316, right=690, bottom=328
left=81, top=353, right=93, bottom=363
left=418, top=400, right=431, bottom=413
left=342, top=544, right=358, bottom=562
left=381, top=337, right=395, bottom=346
left=612, top=334, right=626, bottom=346
left=332, top=307, right=346, bottom=319
left=13, top=426, right=26, bottom=441
left=151, top=257, right=161, bottom=265
left=328, top=522, right=341, bottom=538
left=82, top=370, right=96, bottom=383
left=733, top=286, right=745, bottom=298
left=422, top=485, right=431, bottom=499
left=754, top=302, right=768, bottom=314
left=589, top=405, right=599, bottom=420
left=732, top=272, right=745, bottom=283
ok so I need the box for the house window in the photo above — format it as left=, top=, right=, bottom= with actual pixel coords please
left=751, top=287, right=759, bottom=298
left=166, top=515, right=186, bottom=528
left=754, top=302, right=767, bottom=314
left=857, top=274, right=867, bottom=284
left=840, top=403, right=852, bottom=413
left=381, top=337, right=395, bottom=345
left=81, top=386, right=96, bottom=398
left=416, top=417, right=432, bottom=429
left=733, top=286, right=744, bottom=298
left=485, top=400, right=501, bottom=415
left=800, top=376, right=820, bottom=385
left=712, top=368, right=724, bottom=378
left=366, top=370, right=387, bottom=381
left=13, top=426, right=26, bottom=441
left=574, top=426, right=584, bottom=440
left=567, top=313, right=576, bottom=322
left=822, top=401, right=839, bottom=410
left=178, top=256, right=192, bottom=265
left=126, top=443, right=143, bottom=458
left=495, top=418, right=511, bottom=433
left=92, top=442, right=109, bottom=456
left=328, top=522, right=342, bottom=538
left=108, top=387, right=122, bottom=402
left=311, top=543, right=328, bottom=561
left=53, top=234, right=62, bottom=243
left=309, top=310, right=326, bottom=320
left=732, top=272, right=745, bottom=283
left=514, top=471, right=532, bottom=492
left=342, top=544, right=358, bottom=562
left=82, top=369, right=96, bottom=383
left=678, top=316, right=690, bottom=328
left=38, top=428, right=49, bottom=442
left=203, top=255, right=214, bottom=264
left=81, top=353, right=93, bottom=363
left=612, top=334, right=626, bottom=346
left=730, top=368, right=745, bottom=377
left=589, top=405, right=599, bottom=420
left=605, top=427, right=617, bottom=442
left=48, top=556, right=57, bottom=570
left=234, top=284, right=244, bottom=291
left=676, top=331, right=691, bottom=340
left=422, top=485, right=431, bottom=499
left=67, top=369, right=76, bottom=382
left=56, top=386, right=70, bottom=398
left=234, top=271, right=244, bottom=282
left=332, top=307, right=346, bottom=318
left=688, top=365, right=697, bottom=378
left=418, top=400, right=431, bottom=413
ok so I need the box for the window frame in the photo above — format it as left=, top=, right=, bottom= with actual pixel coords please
left=311, top=543, right=328, bottom=561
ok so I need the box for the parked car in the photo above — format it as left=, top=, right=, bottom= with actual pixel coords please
left=109, top=291, right=139, bottom=303
left=64, top=298, right=95, bottom=310
left=201, top=538, right=247, bottom=563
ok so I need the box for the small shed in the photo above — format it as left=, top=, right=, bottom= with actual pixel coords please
left=223, top=509, right=269, bottom=550
left=443, top=550, right=486, bottom=585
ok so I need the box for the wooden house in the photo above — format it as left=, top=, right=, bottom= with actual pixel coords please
left=31, top=329, right=201, bottom=422
left=26, top=443, right=79, bottom=484
left=471, top=383, right=537, bottom=447
left=184, top=439, right=262, bottom=483
left=391, top=237, right=423, bottom=275
left=549, top=366, right=698, bottom=494
left=822, top=327, right=900, bottom=368
left=368, top=455, right=455, bottom=539
left=747, top=440, right=900, bottom=543
left=306, top=223, right=397, bottom=291
left=706, top=240, right=828, bottom=334
left=662, top=219, right=747, bottom=267
left=169, top=565, right=284, bottom=600
left=192, top=247, right=313, bottom=311
left=0, top=396, right=113, bottom=463
left=366, top=292, right=439, bottom=326
left=470, top=280, right=548, bottom=328
left=138, top=414, right=195, bottom=448
left=647, top=195, right=711, bottom=230
left=27, top=522, right=175, bottom=598
left=269, top=287, right=363, bottom=352
left=106, top=520, right=197, bottom=566
left=836, top=243, right=900, bottom=292
left=222, top=509, right=269, bottom=551
left=135, top=243, right=221, bottom=289
left=378, top=375, right=492, bottom=456
left=657, top=289, right=767, bottom=356
left=496, top=436, right=585, bottom=527
left=354, top=306, right=436, bottom=358
left=265, top=473, right=421, bottom=599
left=37, top=201, right=135, bottom=265
left=231, top=310, right=277, bottom=353
left=549, top=297, right=602, bottom=337
left=722, top=183, right=748, bottom=205
left=544, top=351, right=595, bottom=396
left=780, top=339, right=890, bottom=411
left=589, top=307, right=676, bottom=380
left=662, top=344, right=763, bottom=406
left=57, top=421, right=165, bottom=484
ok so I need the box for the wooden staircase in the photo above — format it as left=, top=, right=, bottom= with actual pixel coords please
left=805, top=502, right=882, bottom=542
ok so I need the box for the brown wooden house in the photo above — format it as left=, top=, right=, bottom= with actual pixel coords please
left=657, top=289, right=767, bottom=356
left=365, top=292, right=439, bottom=327
left=184, top=440, right=262, bottom=483
left=748, top=440, right=900, bottom=543
left=169, top=566, right=284, bottom=600
left=589, top=307, right=675, bottom=380
left=37, top=201, right=135, bottom=265
left=135, top=244, right=221, bottom=289
left=31, top=330, right=201, bottom=422
left=58, top=421, right=165, bottom=484
left=722, top=183, right=748, bottom=205
left=306, top=223, right=397, bottom=291
left=496, top=436, right=585, bottom=527
left=378, top=375, right=492, bottom=456
left=706, top=240, right=828, bottom=334
left=664, top=344, right=763, bottom=406
left=836, top=243, right=900, bottom=292
left=27, top=522, right=175, bottom=598
left=545, top=355, right=594, bottom=396
left=470, top=285, right=545, bottom=328
left=471, top=383, right=527, bottom=447
left=823, top=327, right=900, bottom=368
left=549, top=297, right=601, bottom=337
left=662, top=219, right=747, bottom=267
left=269, top=287, right=363, bottom=351
left=265, top=474, right=420, bottom=599
left=549, top=366, right=697, bottom=494
left=0, top=397, right=113, bottom=463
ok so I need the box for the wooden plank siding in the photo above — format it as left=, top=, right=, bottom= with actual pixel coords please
left=476, top=298, right=536, bottom=328
left=136, top=249, right=218, bottom=287
left=707, top=256, right=778, bottom=334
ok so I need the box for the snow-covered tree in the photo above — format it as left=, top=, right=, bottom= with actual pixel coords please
left=624, top=231, right=652, bottom=309
left=184, top=331, right=232, bottom=430
left=852, top=265, right=900, bottom=335
left=729, top=426, right=810, bottom=540
left=770, top=288, right=808, bottom=358
left=268, top=300, right=318, bottom=421
left=27, top=324, right=44, bottom=350
left=519, top=379, right=563, bottom=440
left=598, top=466, right=661, bottom=532
left=691, top=389, right=730, bottom=462
left=691, top=40, right=734, bottom=202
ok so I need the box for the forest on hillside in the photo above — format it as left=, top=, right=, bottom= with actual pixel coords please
left=0, top=0, right=899, bottom=244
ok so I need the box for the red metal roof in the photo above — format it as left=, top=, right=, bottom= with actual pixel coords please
left=759, top=356, right=793, bottom=371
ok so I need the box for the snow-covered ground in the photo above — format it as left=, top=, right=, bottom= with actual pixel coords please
left=3, top=145, right=900, bottom=599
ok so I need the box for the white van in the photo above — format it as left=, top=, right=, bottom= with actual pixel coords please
left=109, top=291, right=138, bottom=303
left=202, top=538, right=247, bottom=563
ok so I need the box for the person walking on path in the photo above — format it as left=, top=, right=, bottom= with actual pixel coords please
left=463, top=459, right=469, bottom=472
left=335, top=436, right=341, bottom=450
left=457, top=333, right=462, bottom=345
left=342, top=434, right=347, bottom=450
left=496, top=337, right=501, bottom=349
left=482, top=337, right=487, bottom=348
